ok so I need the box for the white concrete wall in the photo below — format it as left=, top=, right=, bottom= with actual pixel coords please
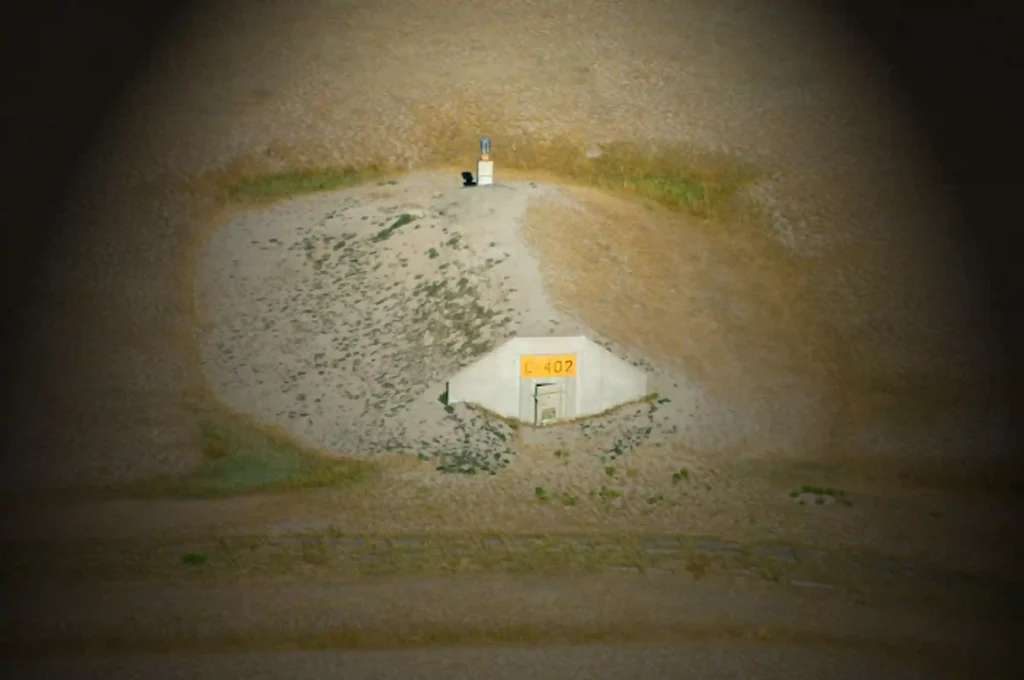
left=577, top=340, right=648, bottom=416
left=446, top=340, right=523, bottom=418
left=446, top=336, right=647, bottom=421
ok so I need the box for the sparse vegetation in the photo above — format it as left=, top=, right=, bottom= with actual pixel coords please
left=790, top=485, right=853, bottom=507
left=464, top=403, right=522, bottom=432
left=0, top=530, right=968, bottom=598
left=432, top=405, right=518, bottom=474
left=220, top=129, right=761, bottom=221
left=795, top=485, right=840, bottom=496
left=227, top=166, right=387, bottom=202
left=371, top=213, right=416, bottom=242
left=125, top=409, right=376, bottom=498
left=414, top=124, right=762, bottom=219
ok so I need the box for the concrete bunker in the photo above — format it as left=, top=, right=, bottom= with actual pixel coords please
left=445, top=336, right=648, bottom=426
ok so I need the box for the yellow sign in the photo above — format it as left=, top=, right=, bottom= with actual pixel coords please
left=520, top=354, right=577, bottom=378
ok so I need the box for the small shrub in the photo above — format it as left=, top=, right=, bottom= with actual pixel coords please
left=182, top=553, right=207, bottom=566
left=671, top=468, right=690, bottom=485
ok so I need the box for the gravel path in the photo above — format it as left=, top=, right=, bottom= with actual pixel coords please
left=195, top=174, right=726, bottom=472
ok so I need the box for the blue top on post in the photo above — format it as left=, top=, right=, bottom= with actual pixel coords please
left=480, top=137, right=491, bottom=156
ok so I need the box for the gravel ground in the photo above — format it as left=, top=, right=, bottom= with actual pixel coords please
left=195, top=174, right=721, bottom=473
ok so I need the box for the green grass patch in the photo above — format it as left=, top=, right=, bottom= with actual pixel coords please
left=182, top=552, right=207, bottom=566
left=575, top=144, right=754, bottom=218
left=126, top=410, right=376, bottom=499
left=216, top=130, right=762, bottom=222
left=411, top=111, right=765, bottom=219
left=227, top=166, right=386, bottom=202
left=575, top=143, right=759, bottom=218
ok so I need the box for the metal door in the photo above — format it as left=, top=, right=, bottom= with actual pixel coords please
left=534, top=383, right=564, bottom=426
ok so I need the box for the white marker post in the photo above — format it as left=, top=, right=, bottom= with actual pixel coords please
left=477, top=137, right=494, bottom=186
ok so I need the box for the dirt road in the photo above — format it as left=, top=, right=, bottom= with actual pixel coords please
left=4, top=642, right=976, bottom=680
left=4, top=573, right=1019, bottom=678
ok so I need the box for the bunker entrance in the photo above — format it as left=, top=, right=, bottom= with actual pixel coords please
left=534, top=382, right=565, bottom=426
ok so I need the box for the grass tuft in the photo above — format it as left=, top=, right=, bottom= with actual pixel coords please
left=182, top=553, right=207, bottom=566
left=371, top=213, right=416, bottom=243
